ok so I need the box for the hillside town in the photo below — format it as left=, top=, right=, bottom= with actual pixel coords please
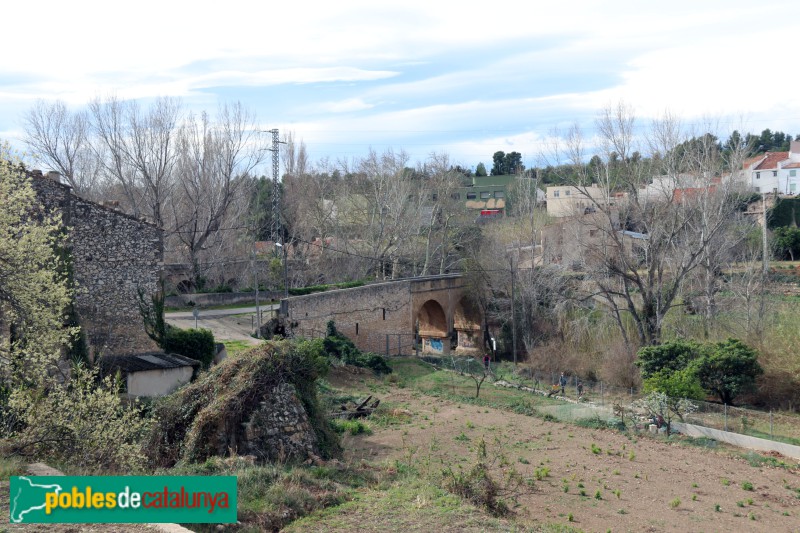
left=2, top=3, right=800, bottom=531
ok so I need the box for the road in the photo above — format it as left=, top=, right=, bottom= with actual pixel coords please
left=165, top=305, right=279, bottom=345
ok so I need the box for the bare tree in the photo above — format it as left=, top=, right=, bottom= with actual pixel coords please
left=169, top=103, right=267, bottom=284
left=546, top=105, right=751, bottom=346
left=22, top=100, right=100, bottom=196
left=418, top=153, right=466, bottom=275
left=88, top=96, right=180, bottom=226
left=343, top=149, right=421, bottom=280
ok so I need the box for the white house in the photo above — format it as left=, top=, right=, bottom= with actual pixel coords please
left=100, top=352, right=199, bottom=397
left=747, top=140, right=800, bottom=195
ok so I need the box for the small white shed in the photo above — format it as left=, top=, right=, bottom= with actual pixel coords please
left=100, top=352, right=199, bottom=397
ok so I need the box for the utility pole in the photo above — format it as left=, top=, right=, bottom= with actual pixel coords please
left=269, top=128, right=281, bottom=244
left=253, top=242, right=260, bottom=338
left=510, top=256, right=518, bottom=366
left=762, top=193, right=769, bottom=275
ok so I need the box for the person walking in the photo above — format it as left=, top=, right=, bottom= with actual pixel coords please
left=483, top=353, right=490, bottom=371
left=559, top=372, right=567, bottom=395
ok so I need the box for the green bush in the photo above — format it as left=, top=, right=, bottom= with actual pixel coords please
left=163, top=327, right=215, bottom=369
left=323, top=321, right=392, bottom=375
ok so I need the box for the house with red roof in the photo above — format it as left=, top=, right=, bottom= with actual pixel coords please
left=747, top=140, right=800, bottom=195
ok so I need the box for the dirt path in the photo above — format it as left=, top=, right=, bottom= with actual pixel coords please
left=344, top=388, right=800, bottom=532
left=166, top=313, right=261, bottom=345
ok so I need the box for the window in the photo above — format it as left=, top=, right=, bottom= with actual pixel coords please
left=755, top=187, right=760, bottom=192
left=450, top=193, right=461, bottom=200
left=466, top=192, right=477, bottom=200
left=565, top=189, right=571, bottom=196
left=480, top=191, right=491, bottom=200
left=382, top=308, right=386, bottom=320
left=756, top=172, right=760, bottom=179
left=791, top=170, right=797, bottom=177
left=431, top=193, right=438, bottom=201
left=356, top=323, right=359, bottom=335
left=494, top=190, right=505, bottom=198
left=553, top=190, right=560, bottom=198
left=589, top=229, right=598, bottom=237
left=773, top=170, right=778, bottom=177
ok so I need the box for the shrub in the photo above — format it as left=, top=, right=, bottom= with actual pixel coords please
left=323, top=321, right=391, bottom=375
left=6, top=365, right=150, bottom=472
left=163, top=327, right=215, bottom=369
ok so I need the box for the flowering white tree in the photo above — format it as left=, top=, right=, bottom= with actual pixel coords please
left=0, top=145, right=149, bottom=470
left=632, top=391, right=697, bottom=437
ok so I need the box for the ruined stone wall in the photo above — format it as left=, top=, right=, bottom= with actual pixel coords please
left=31, top=172, right=162, bottom=357
left=244, top=383, right=320, bottom=463
left=70, top=197, right=162, bottom=356
left=286, top=280, right=414, bottom=353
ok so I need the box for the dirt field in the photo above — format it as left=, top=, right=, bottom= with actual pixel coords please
left=337, top=381, right=800, bottom=532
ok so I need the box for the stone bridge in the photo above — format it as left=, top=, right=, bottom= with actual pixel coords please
left=281, top=274, right=483, bottom=356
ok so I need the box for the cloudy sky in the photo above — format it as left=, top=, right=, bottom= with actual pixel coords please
left=2, top=0, right=798, bottom=171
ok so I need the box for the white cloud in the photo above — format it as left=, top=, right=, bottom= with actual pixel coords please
left=316, top=98, right=375, bottom=113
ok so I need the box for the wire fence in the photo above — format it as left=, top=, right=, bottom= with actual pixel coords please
left=291, top=329, right=418, bottom=357
left=522, top=370, right=800, bottom=445
left=426, top=356, right=800, bottom=446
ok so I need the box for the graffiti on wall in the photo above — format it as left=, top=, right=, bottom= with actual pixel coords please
left=423, top=337, right=444, bottom=354
left=458, top=330, right=476, bottom=349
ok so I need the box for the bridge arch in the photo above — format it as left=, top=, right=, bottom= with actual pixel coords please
left=417, top=299, right=448, bottom=354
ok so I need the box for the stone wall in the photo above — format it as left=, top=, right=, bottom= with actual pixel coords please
left=283, top=274, right=481, bottom=356
left=244, top=383, right=320, bottom=463
left=285, top=280, right=414, bottom=353
left=31, top=171, right=162, bottom=357
left=165, top=290, right=283, bottom=308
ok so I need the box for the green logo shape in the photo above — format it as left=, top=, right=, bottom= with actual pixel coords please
left=10, top=476, right=237, bottom=523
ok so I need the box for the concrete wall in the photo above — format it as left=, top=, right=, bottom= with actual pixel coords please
left=673, top=422, right=800, bottom=461
left=31, top=172, right=163, bottom=357
left=127, top=366, right=194, bottom=397
left=546, top=185, right=609, bottom=218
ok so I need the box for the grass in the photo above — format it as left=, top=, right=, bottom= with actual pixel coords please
left=330, top=419, right=372, bottom=436
left=284, top=476, right=513, bottom=532
left=742, top=451, right=793, bottom=469
left=0, top=455, right=25, bottom=477
left=222, top=339, right=258, bottom=355
left=169, top=456, right=376, bottom=532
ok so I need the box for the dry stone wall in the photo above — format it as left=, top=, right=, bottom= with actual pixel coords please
left=31, top=172, right=162, bottom=357
left=244, top=383, right=320, bottom=463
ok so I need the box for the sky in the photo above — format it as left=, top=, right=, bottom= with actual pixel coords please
left=2, top=0, right=799, bottom=173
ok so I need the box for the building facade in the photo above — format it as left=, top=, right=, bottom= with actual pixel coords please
left=748, top=141, right=800, bottom=194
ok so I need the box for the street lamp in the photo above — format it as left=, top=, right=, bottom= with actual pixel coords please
left=275, top=242, right=289, bottom=299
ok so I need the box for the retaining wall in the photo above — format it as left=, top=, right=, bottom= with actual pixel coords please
left=673, top=422, right=800, bottom=460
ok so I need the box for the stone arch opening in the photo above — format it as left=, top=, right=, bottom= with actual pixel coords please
left=454, top=296, right=482, bottom=354
left=417, top=299, right=448, bottom=355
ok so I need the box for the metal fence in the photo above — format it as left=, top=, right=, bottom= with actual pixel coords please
left=530, top=372, right=800, bottom=444
left=490, top=365, right=800, bottom=445
left=291, top=329, right=418, bottom=357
